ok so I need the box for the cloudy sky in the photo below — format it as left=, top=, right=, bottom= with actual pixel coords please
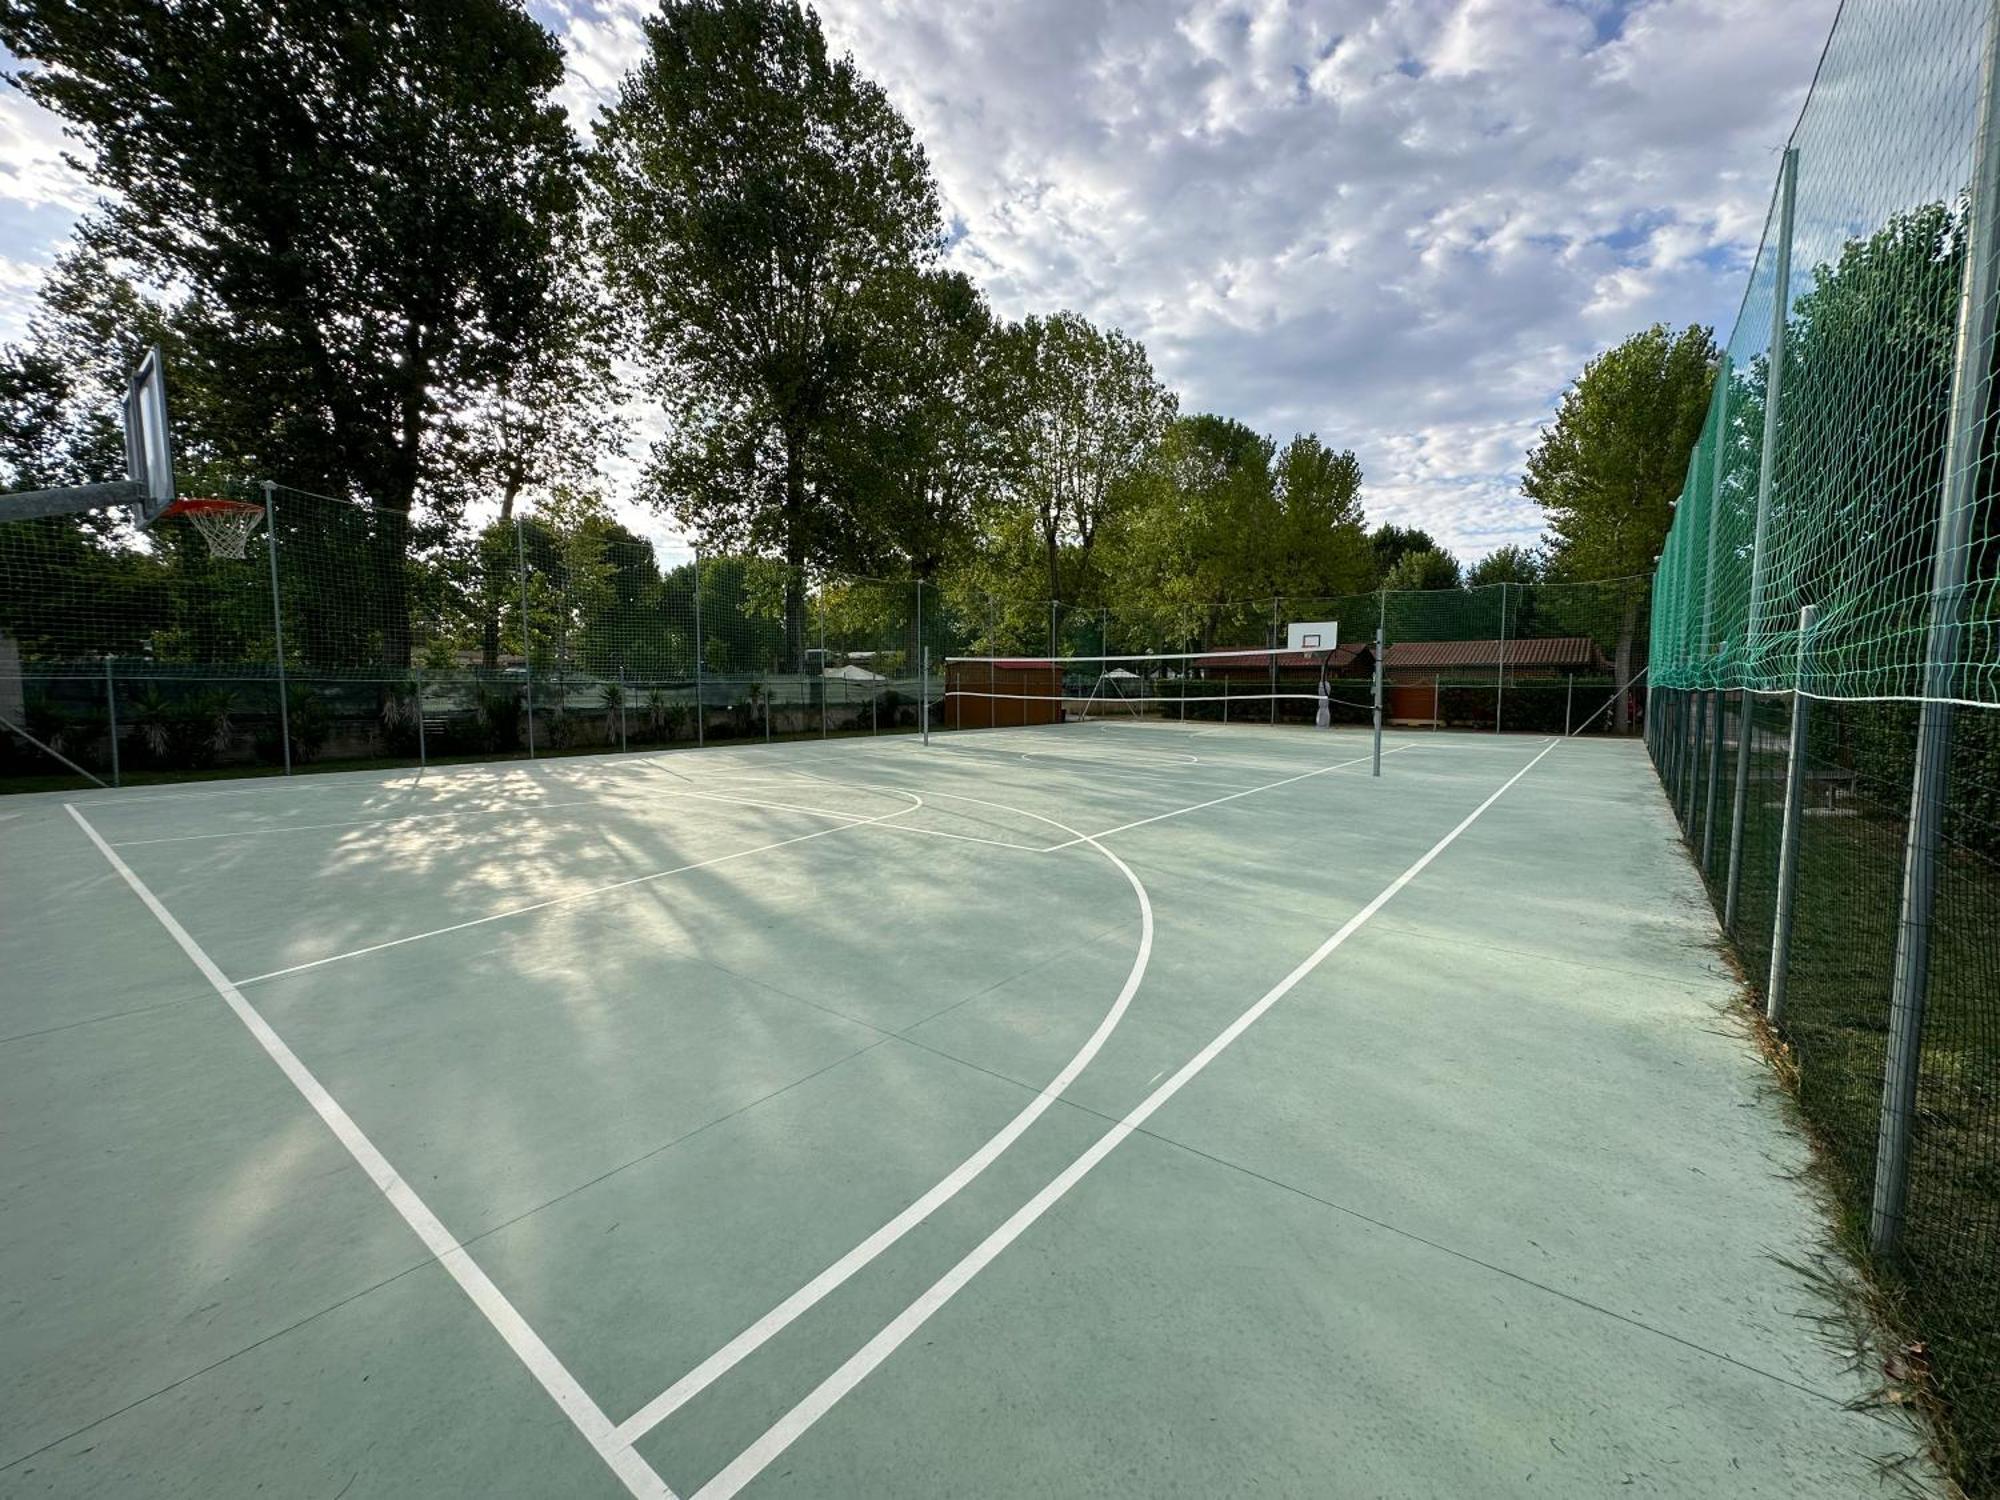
left=0, top=0, right=1838, bottom=564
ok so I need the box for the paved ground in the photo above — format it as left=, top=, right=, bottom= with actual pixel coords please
left=0, top=723, right=1923, bottom=1496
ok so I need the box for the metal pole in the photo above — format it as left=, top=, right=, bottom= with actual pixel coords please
left=818, top=594, right=827, bottom=739
left=1872, top=0, right=2000, bottom=1258
left=1699, top=357, right=1730, bottom=666
left=104, top=655, right=120, bottom=787
left=921, top=646, right=931, bottom=746
left=1371, top=623, right=1385, bottom=777
left=1432, top=674, right=1439, bottom=731
left=1494, top=581, right=1507, bottom=733
left=1767, top=605, right=1817, bottom=1026
left=414, top=667, right=426, bottom=770
left=515, top=513, right=535, bottom=759
left=1724, top=145, right=1798, bottom=930
left=1049, top=599, right=1057, bottom=659
left=1270, top=597, right=1279, bottom=725
left=693, top=550, right=705, bottom=749
left=1564, top=673, right=1573, bottom=738
left=263, top=481, right=291, bottom=775
left=617, top=666, right=628, bottom=754
left=1701, top=684, right=1725, bottom=871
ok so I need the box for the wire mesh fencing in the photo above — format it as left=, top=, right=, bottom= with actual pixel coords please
left=1648, top=1, right=2000, bottom=1488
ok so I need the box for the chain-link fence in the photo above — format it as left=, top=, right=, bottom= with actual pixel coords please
left=1649, top=1, right=2000, bottom=1489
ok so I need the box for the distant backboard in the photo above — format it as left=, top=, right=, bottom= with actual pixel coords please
left=1286, top=620, right=1339, bottom=651
left=125, top=346, right=175, bottom=523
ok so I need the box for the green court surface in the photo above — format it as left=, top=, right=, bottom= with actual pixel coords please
left=0, top=723, right=1924, bottom=1497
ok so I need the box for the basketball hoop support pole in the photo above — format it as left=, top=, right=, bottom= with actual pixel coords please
left=262, top=481, right=291, bottom=775
left=104, top=656, right=120, bottom=787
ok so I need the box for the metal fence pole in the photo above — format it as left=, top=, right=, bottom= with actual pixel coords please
left=103, top=655, right=120, bottom=786
left=693, top=551, right=706, bottom=749
left=515, top=513, right=535, bottom=759
left=1432, top=674, right=1440, bottom=731
left=1269, top=596, right=1279, bottom=725
left=1564, top=673, right=1573, bottom=738
left=1371, top=622, right=1385, bottom=777
left=921, top=646, right=930, bottom=746
left=1724, top=145, right=1798, bottom=931
left=617, top=666, right=628, bottom=754
left=263, top=481, right=291, bottom=775
left=818, top=593, right=827, bottom=739
left=1766, top=606, right=1817, bottom=1026
left=1871, top=0, right=2000, bottom=1258
left=414, top=666, right=426, bottom=770
left=1701, top=685, right=1726, bottom=871
left=1494, top=581, right=1507, bottom=733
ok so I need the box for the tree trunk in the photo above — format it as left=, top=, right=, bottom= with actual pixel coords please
left=784, top=440, right=808, bottom=673
left=482, top=479, right=523, bottom=671
left=1614, top=594, right=1639, bottom=733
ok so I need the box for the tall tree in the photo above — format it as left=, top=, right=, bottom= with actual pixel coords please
left=592, top=0, right=943, bottom=667
left=1369, top=523, right=1440, bottom=583
left=2, top=0, right=584, bottom=666
left=1466, top=544, right=1541, bottom=588
left=1271, top=435, right=1372, bottom=600
left=993, top=310, right=1175, bottom=647
left=1382, top=547, right=1463, bottom=592
left=1525, top=323, right=1718, bottom=728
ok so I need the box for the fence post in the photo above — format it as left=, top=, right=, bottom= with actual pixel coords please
left=1494, top=581, right=1507, bottom=733
left=1432, top=674, right=1439, bottom=732
left=921, top=646, right=930, bottom=746
left=1701, top=684, right=1726, bottom=872
left=103, top=655, right=120, bottom=787
left=515, top=513, right=535, bottom=759
left=1724, top=145, right=1798, bottom=931
left=1871, top=0, right=2000, bottom=1258
left=1371, top=622, right=1385, bottom=777
left=617, top=665, right=628, bottom=754
left=1269, top=596, right=1279, bottom=725
left=1564, top=673, right=1573, bottom=739
left=1766, top=606, right=1817, bottom=1026
left=818, top=592, right=827, bottom=739
left=414, top=666, right=426, bottom=770
left=693, top=550, right=705, bottom=749
left=262, top=481, right=291, bottom=775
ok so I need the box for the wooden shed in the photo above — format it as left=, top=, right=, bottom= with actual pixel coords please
left=945, top=659, right=1064, bottom=729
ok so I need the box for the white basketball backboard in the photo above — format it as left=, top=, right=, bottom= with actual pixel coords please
left=124, top=346, right=175, bottom=522
left=1286, top=620, right=1339, bottom=651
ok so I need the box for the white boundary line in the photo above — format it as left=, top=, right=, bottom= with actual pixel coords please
left=234, top=795, right=923, bottom=987
left=108, top=796, right=607, bottom=846
left=1044, top=745, right=1407, bottom=849
left=63, top=804, right=677, bottom=1500
left=612, top=789, right=1154, bottom=1443
left=689, top=738, right=1563, bottom=1499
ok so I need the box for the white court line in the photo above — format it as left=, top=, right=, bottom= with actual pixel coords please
left=613, top=789, right=1154, bottom=1444
left=233, top=795, right=923, bottom=987
left=108, top=796, right=606, bottom=846
left=690, top=738, right=1563, bottom=1499
left=64, top=804, right=676, bottom=1500
left=1040, top=745, right=1405, bottom=850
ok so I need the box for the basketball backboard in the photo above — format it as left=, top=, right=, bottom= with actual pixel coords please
left=1286, top=620, right=1339, bottom=651
left=0, top=344, right=176, bottom=524
left=125, top=346, right=175, bottom=523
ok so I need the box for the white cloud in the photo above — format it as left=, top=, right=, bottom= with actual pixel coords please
left=2, top=1, right=1844, bottom=568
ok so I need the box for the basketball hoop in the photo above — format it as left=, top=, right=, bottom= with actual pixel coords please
left=161, top=496, right=266, bottom=559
